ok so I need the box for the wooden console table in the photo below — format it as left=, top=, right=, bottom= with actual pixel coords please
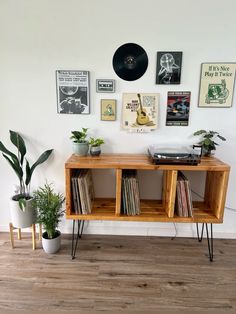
left=65, top=154, right=230, bottom=261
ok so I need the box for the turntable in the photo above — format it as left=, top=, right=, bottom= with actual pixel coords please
left=148, top=144, right=201, bottom=165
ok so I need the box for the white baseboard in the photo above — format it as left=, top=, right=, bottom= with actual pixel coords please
left=1, top=222, right=236, bottom=239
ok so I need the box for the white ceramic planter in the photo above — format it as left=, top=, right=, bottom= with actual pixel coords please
left=42, top=231, right=61, bottom=254
left=10, top=198, right=36, bottom=228
left=73, top=142, right=89, bottom=156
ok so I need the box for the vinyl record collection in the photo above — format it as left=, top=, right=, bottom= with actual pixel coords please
left=71, top=169, right=94, bottom=214
left=121, top=170, right=140, bottom=215
left=71, top=169, right=194, bottom=217
left=175, top=171, right=193, bottom=217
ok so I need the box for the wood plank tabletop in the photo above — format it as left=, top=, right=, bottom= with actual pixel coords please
left=65, top=154, right=230, bottom=171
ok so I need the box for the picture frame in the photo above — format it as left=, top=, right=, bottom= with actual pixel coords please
left=156, top=51, right=182, bottom=84
left=198, top=63, right=236, bottom=108
left=56, top=70, right=90, bottom=114
left=122, top=93, right=158, bottom=131
left=166, top=91, right=191, bottom=126
left=101, top=99, right=116, bottom=121
left=96, top=79, right=115, bottom=93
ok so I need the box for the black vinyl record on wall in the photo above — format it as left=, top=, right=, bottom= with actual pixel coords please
left=112, top=43, right=148, bottom=81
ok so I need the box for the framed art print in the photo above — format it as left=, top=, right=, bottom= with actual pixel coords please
left=96, top=79, right=115, bottom=93
left=56, top=70, right=90, bottom=114
left=156, top=51, right=182, bottom=84
left=166, top=91, right=191, bottom=126
left=122, top=93, right=158, bottom=131
left=198, top=63, right=236, bottom=107
left=101, top=99, right=116, bottom=121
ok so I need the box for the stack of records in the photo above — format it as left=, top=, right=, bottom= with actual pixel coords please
left=71, top=169, right=94, bottom=214
left=175, top=171, right=193, bottom=217
left=122, top=170, right=140, bottom=215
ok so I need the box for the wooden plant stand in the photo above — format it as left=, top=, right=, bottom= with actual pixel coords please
left=9, top=223, right=42, bottom=250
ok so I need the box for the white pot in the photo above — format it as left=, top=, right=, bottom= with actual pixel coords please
left=10, top=197, right=36, bottom=228
left=42, top=231, right=61, bottom=254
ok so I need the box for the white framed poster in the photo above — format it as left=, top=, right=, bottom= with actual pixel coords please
left=122, top=93, right=158, bottom=132
left=198, top=63, right=236, bottom=108
left=56, top=70, right=90, bottom=114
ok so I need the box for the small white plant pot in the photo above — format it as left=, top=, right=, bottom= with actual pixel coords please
left=42, top=231, right=61, bottom=254
left=73, top=142, right=89, bottom=156
left=10, top=198, right=36, bottom=228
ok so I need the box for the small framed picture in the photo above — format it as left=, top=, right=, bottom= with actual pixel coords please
left=96, top=79, right=115, bottom=93
left=156, top=51, right=182, bottom=84
left=101, top=99, right=116, bottom=121
left=198, top=63, right=236, bottom=108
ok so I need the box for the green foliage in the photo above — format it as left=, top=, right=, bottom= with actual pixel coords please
left=70, top=128, right=88, bottom=143
left=0, top=130, right=53, bottom=197
left=89, top=137, right=105, bottom=147
left=193, top=130, right=226, bottom=155
left=32, top=183, right=65, bottom=239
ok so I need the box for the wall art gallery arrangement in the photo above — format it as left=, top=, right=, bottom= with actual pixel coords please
left=55, top=44, right=236, bottom=134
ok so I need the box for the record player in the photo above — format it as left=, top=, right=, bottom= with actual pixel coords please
left=148, top=144, right=201, bottom=165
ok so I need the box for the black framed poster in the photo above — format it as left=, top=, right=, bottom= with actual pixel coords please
left=56, top=70, right=90, bottom=114
left=156, top=51, right=182, bottom=84
left=166, top=91, right=191, bottom=126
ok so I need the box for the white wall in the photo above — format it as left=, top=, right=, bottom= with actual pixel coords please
left=0, top=0, right=236, bottom=238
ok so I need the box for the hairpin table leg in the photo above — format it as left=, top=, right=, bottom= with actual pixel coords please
left=206, top=223, right=214, bottom=262
left=196, top=223, right=214, bottom=262
left=71, top=220, right=81, bottom=260
left=196, top=223, right=205, bottom=242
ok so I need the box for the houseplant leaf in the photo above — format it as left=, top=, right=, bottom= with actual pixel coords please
left=2, top=153, right=23, bottom=182
left=0, top=141, right=19, bottom=161
left=25, top=149, right=53, bottom=186
left=9, top=130, right=26, bottom=165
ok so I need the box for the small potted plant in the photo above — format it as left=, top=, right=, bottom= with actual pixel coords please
left=193, top=129, right=226, bottom=156
left=0, top=130, right=53, bottom=228
left=70, top=128, right=89, bottom=156
left=33, top=183, right=65, bottom=254
left=89, top=137, right=105, bottom=156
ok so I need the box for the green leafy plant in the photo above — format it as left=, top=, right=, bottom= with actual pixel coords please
left=89, top=137, right=105, bottom=147
left=0, top=130, right=53, bottom=201
left=193, top=130, right=226, bottom=156
left=32, top=183, right=65, bottom=239
left=70, top=128, right=88, bottom=143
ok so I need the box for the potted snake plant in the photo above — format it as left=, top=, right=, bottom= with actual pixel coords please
left=0, top=130, right=53, bottom=228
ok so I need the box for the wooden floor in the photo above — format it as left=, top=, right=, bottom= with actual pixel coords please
left=0, top=232, right=236, bottom=312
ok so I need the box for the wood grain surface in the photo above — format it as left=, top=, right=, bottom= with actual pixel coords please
left=0, top=232, right=235, bottom=311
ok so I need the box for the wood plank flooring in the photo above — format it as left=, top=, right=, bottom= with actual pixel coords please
left=0, top=232, right=236, bottom=311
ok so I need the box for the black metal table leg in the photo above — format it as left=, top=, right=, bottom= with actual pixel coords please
left=79, top=220, right=85, bottom=238
left=206, top=223, right=214, bottom=262
left=196, top=223, right=214, bottom=262
left=196, top=223, right=205, bottom=242
left=71, top=220, right=81, bottom=260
